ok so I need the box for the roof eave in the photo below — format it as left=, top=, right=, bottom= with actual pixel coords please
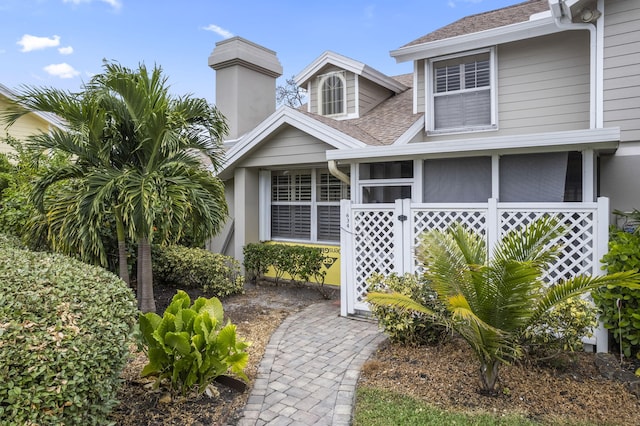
left=218, top=106, right=367, bottom=180
left=390, top=15, right=560, bottom=62
left=295, top=51, right=407, bottom=94
left=326, top=128, right=621, bottom=162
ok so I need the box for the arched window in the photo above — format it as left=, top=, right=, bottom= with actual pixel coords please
left=320, top=73, right=345, bottom=116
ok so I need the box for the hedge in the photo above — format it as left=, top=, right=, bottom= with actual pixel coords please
left=152, top=245, right=244, bottom=297
left=0, top=245, right=137, bottom=425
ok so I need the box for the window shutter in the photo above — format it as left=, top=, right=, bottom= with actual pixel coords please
left=317, top=205, right=340, bottom=241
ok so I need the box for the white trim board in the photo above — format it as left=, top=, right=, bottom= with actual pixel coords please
left=326, top=127, right=621, bottom=161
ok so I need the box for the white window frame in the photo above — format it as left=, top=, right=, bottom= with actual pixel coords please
left=261, top=168, right=348, bottom=243
left=317, top=71, right=347, bottom=117
left=355, top=160, right=416, bottom=204
left=426, top=47, right=497, bottom=135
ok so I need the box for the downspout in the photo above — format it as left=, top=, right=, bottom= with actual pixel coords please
left=328, top=159, right=351, bottom=185
left=549, top=0, right=599, bottom=129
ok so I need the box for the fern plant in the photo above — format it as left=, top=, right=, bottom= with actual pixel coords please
left=138, top=290, right=249, bottom=394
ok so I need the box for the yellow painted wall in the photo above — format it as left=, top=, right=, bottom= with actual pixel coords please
left=0, top=95, right=54, bottom=155
left=264, top=241, right=341, bottom=286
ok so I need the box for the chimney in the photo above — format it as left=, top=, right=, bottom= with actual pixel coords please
left=208, top=37, right=283, bottom=140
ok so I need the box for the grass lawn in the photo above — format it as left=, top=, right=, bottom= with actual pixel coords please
left=353, top=387, right=597, bottom=426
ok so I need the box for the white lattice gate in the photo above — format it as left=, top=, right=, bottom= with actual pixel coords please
left=340, top=198, right=610, bottom=318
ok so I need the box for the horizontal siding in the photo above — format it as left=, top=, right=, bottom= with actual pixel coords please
left=498, top=31, right=590, bottom=132
left=0, top=96, right=54, bottom=154
left=358, top=77, right=392, bottom=116
left=604, top=0, right=640, bottom=142
left=239, top=125, right=332, bottom=168
left=424, top=31, right=590, bottom=143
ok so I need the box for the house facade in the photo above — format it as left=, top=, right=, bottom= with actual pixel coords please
left=0, top=83, right=64, bottom=155
left=209, top=0, right=640, bottom=350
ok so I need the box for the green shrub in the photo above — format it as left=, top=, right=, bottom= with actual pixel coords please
left=138, top=290, right=249, bottom=395
left=522, top=296, right=597, bottom=359
left=243, top=242, right=329, bottom=296
left=593, top=229, right=640, bottom=358
left=367, top=273, right=447, bottom=346
left=153, top=245, right=244, bottom=297
left=0, top=246, right=137, bottom=425
left=0, top=232, right=23, bottom=249
left=243, top=242, right=275, bottom=282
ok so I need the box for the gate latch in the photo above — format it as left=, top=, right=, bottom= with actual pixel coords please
left=398, top=215, right=407, bottom=222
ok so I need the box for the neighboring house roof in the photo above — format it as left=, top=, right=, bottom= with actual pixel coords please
left=295, top=51, right=407, bottom=94
left=0, top=83, right=65, bottom=130
left=403, top=0, right=550, bottom=47
left=298, top=73, right=422, bottom=147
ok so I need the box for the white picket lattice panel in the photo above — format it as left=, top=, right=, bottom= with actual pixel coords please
left=342, top=200, right=605, bottom=315
left=351, top=208, right=395, bottom=309
left=412, top=208, right=487, bottom=269
left=498, top=209, right=596, bottom=282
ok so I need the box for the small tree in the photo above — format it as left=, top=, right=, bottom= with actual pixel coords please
left=276, top=75, right=307, bottom=108
left=367, top=217, right=640, bottom=392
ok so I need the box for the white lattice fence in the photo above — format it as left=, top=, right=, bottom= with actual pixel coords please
left=350, top=206, right=396, bottom=311
left=412, top=205, right=488, bottom=271
left=341, top=199, right=608, bottom=317
left=498, top=208, right=597, bottom=281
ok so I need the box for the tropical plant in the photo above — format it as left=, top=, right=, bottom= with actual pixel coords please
left=367, top=217, right=640, bottom=392
left=367, top=273, right=447, bottom=346
left=593, top=228, right=640, bottom=358
left=138, top=290, right=249, bottom=395
left=3, top=62, right=229, bottom=312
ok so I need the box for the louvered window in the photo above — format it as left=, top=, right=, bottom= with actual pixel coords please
left=432, top=51, right=493, bottom=132
left=270, top=169, right=349, bottom=242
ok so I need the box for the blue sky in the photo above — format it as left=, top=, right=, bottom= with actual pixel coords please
left=1, top=0, right=519, bottom=105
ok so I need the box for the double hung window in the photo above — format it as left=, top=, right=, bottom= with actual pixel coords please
left=431, top=50, right=494, bottom=132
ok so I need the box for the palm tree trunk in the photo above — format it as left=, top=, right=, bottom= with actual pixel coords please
left=114, top=206, right=130, bottom=286
left=479, top=359, right=501, bottom=392
left=137, top=236, right=156, bottom=313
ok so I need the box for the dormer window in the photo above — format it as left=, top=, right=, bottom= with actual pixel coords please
left=318, top=72, right=346, bottom=116
left=429, top=48, right=496, bottom=133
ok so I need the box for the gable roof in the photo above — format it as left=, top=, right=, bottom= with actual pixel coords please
left=295, top=51, right=407, bottom=94
left=0, top=83, right=65, bottom=130
left=403, top=0, right=550, bottom=47
left=219, top=106, right=367, bottom=179
left=391, top=0, right=560, bottom=62
left=298, top=73, right=423, bottom=147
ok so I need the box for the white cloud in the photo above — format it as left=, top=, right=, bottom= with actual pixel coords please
left=44, top=63, right=81, bottom=79
left=58, top=46, right=74, bottom=55
left=17, top=34, right=60, bottom=52
left=202, top=24, right=233, bottom=39
left=63, top=0, right=122, bottom=11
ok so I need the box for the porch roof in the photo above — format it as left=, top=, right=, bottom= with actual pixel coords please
left=325, top=127, right=620, bottom=162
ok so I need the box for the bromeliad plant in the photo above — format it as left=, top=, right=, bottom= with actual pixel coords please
left=138, top=290, right=249, bottom=395
left=367, top=217, right=640, bottom=392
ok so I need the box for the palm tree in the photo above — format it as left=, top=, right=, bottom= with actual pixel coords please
left=4, top=62, right=229, bottom=312
left=90, top=62, right=228, bottom=312
left=3, top=86, right=134, bottom=283
left=367, top=217, right=640, bottom=392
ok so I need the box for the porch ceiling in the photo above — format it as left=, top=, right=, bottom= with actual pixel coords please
left=326, top=127, right=620, bottom=162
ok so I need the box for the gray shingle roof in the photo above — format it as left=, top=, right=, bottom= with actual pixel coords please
left=299, top=73, right=422, bottom=146
left=403, top=0, right=550, bottom=47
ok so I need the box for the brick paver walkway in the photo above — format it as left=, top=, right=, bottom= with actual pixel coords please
left=235, top=301, right=385, bottom=425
